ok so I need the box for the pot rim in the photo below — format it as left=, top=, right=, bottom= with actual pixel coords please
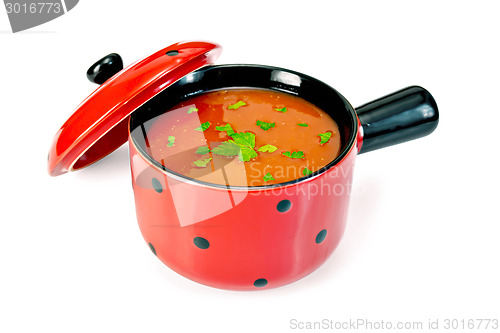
left=129, top=64, right=359, bottom=191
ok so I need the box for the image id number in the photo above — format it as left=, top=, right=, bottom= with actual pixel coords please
left=444, top=319, right=499, bottom=330
left=5, top=2, right=62, bottom=14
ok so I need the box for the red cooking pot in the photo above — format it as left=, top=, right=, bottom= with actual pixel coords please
left=48, top=41, right=438, bottom=290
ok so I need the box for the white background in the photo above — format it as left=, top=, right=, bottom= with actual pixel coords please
left=1, top=1, right=499, bottom=332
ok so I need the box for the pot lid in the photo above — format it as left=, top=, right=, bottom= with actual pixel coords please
left=48, top=41, right=222, bottom=176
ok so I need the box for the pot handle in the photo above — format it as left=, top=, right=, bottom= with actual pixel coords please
left=86, top=53, right=123, bottom=85
left=356, top=86, right=439, bottom=154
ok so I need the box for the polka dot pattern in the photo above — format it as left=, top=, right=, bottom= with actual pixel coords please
left=315, top=229, right=327, bottom=244
left=277, top=199, right=291, bottom=212
left=254, top=278, right=268, bottom=288
left=194, top=237, right=210, bottom=249
left=152, top=178, right=163, bottom=193
left=148, top=243, right=156, bottom=256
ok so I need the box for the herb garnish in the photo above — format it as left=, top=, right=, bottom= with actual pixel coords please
left=231, top=132, right=256, bottom=148
left=297, top=123, right=309, bottom=127
left=318, top=131, right=332, bottom=144
left=274, top=107, right=287, bottom=113
left=263, top=172, right=275, bottom=182
left=257, top=144, right=278, bottom=153
left=303, top=167, right=313, bottom=176
left=193, top=158, right=212, bottom=168
left=256, top=120, right=276, bottom=131
left=212, top=131, right=258, bottom=162
left=238, top=148, right=258, bottom=162
left=195, top=121, right=211, bottom=132
left=282, top=151, right=305, bottom=159
left=167, top=136, right=175, bottom=147
left=187, top=107, right=198, bottom=114
left=215, top=123, right=235, bottom=136
left=231, top=132, right=258, bottom=161
left=228, top=101, right=247, bottom=110
left=195, top=146, right=210, bottom=155
left=211, top=141, right=241, bottom=156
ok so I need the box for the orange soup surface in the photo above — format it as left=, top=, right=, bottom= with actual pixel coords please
left=145, top=89, right=341, bottom=187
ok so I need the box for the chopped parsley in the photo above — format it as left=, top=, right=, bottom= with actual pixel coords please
left=211, top=131, right=258, bottom=162
left=195, top=146, right=210, bottom=155
left=282, top=151, right=305, bottom=159
left=302, top=167, right=313, bottom=176
left=318, top=131, right=333, bottom=144
left=215, top=123, right=235, bottom=136
left=195, top=121, right=211, bottom=132
left=193, top=158, right=212, bottom=168
left=231, top=132, right=257, bottom=161
left=274, top=107, right=287, bottom=113
left=256, top=120, right=276, bottom=131
left=211, top=141, right=241, bottom=156
left=187, top=107, right=198, bottom=114
left=167, top=136, right=175, bottom=147
left=257, top=144, right=278, bottom=153
left=238, top=147, right=258, bottom=162
left=228, top=100, right=247, bottom=110
left=230, top=132, right=256, bottom=149
left=297, top=123, right=309, bottom=127
left=263, top=172, right=275, bottom=182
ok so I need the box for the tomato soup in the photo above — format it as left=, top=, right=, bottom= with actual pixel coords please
left=145, top=89, right=341, bottom=187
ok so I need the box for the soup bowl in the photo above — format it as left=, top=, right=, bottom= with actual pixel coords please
left=48, top=41, right=438, bottom=290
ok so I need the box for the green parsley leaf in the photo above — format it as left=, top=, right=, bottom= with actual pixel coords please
left=274, top=107, right=287, bottom=113
left=230, top=132, right=256, bottom=148
left=211, top=141, right=241, bottom=157
left=228, top=100, right=247, bottom=110
left=167, top=136, right=175, bottom=147
left=193, top=158, right=212, bottom=168
left=318, top=131, right=333, bottom=144
left=238, top=147, right=258, bottom=162
left=211, top=132, right=257, bottom=162
left=257, top=144, right=278, bottom=153
left=263, top=172, right=275, bottom=182
left=211, top=141, right=257, bottom=162
left=187, top=107, right=198, bottom=114
left=230, top=132, right=257, bottom=161
left=195, top=121, right=211, bottom=132
left=302, top=167, right=313, bottom=176
left=256, top=120, right=276, bottom=131
left=195, top=146, right=210, bottom=155
left=215, top=123, right=235, bottom=136
left=297, top=123, right=309, bottom=127
left=282, top=151, right=305, bottom=159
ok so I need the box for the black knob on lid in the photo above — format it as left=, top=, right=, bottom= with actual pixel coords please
left=86, top=53, right=123, bottom=85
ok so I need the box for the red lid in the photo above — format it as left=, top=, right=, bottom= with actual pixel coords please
left=48, top=41, right=222, bottom=176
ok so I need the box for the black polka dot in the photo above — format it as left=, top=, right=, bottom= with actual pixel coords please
left=194, top=237, right=210, bottom=249
left=277, top=199, right=292, bottom=212
left=166, top=50, right=179, bottom=56
left=254, top=278, right=268, bottom=288
left=315, top=229, right=327, bottom=244
left=152, top=178, right=163, bottom=193
left=148, top=243, right=156, bottom=256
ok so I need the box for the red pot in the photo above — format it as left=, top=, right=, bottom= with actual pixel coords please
left=48, top=41, right=438, bottom=290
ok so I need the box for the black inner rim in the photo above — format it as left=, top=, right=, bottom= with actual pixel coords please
left=129, top=64, right=358, bottom=190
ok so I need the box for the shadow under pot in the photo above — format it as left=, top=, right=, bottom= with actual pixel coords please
left=128, top=64, right=438, bottom=290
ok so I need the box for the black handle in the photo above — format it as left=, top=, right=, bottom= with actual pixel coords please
left=86, top=53, right=123, bottom=85
left=356, top=86, right=439, bottom=154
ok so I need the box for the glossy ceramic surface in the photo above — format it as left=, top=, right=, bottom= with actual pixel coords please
left=48, top=41, right=439, bottom=291
left=86, top=53, right=123, bottom=85
left=357, top=86, right=439, bottom=153
left=128, top=64, right=361, bottom=290
left=47, top=41, right=221, bottom=176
